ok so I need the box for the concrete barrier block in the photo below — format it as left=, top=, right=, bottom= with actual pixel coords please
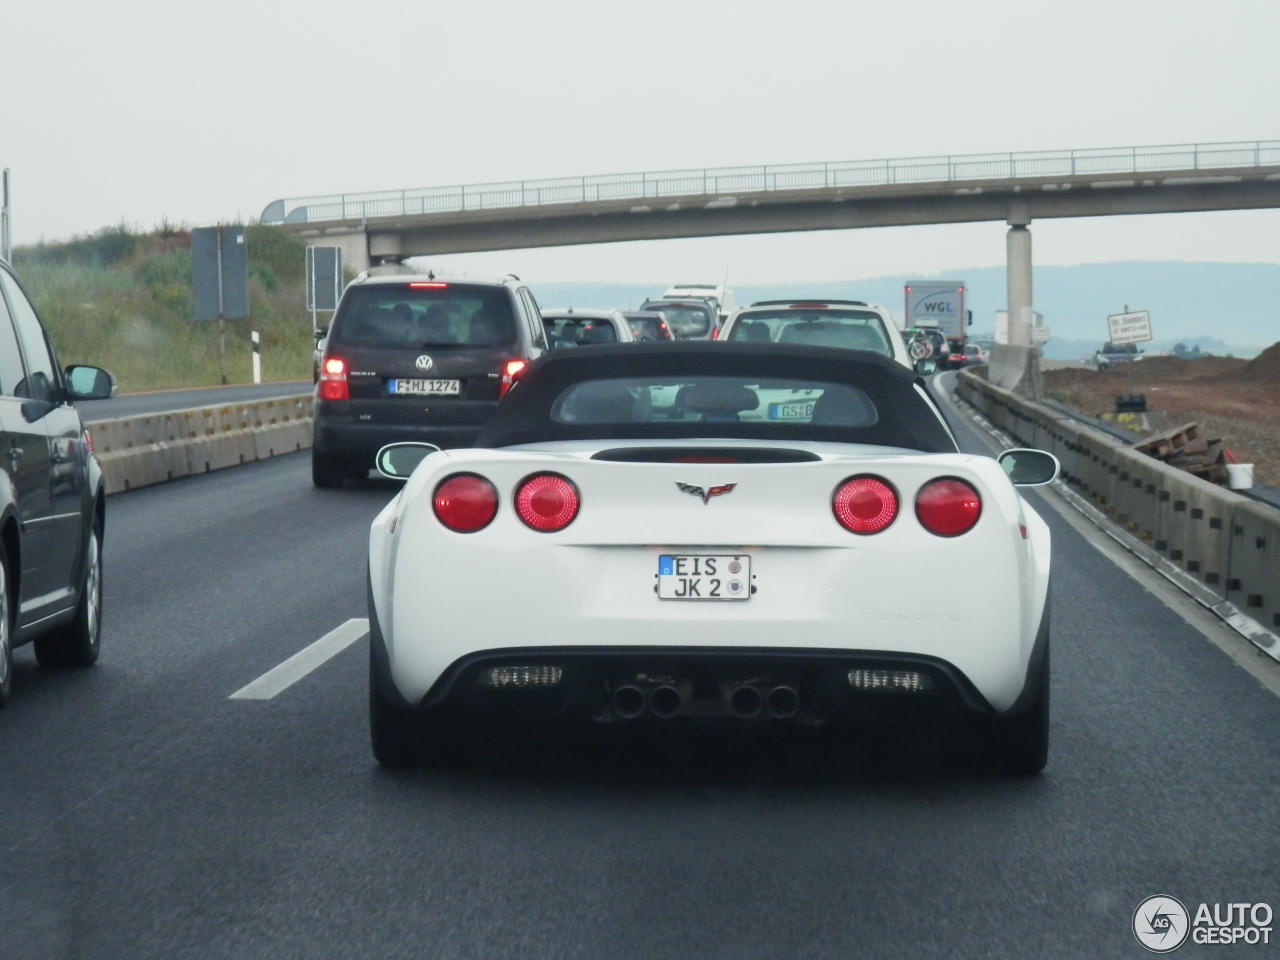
left=1226, top=502, right=1280, bottom=633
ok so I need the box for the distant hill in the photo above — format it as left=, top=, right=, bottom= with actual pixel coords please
left=530, top=261, right=1280, bottom=359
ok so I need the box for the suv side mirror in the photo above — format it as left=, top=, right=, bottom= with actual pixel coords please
left=997, top=448, right=1060, bottom=486
left=914, top=358, right=938, bottom=376
left=313, top=325, right=329, bottom=342
left=65, top=365, right=117, bottom=400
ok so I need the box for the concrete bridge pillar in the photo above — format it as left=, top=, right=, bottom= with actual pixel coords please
left=988, top=207, right=1040, bottom=398
left=1005, top=208, right=1033, bottom=348
left=303, top=230, right=371, bottom=275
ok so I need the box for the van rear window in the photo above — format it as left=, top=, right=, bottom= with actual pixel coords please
left=334, top=285, right=515, bottom=348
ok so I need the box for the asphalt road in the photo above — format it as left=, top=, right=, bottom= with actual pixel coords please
left=76, top=381, right=312, bottom=421
left=1, top=397, right=1278, bottom=958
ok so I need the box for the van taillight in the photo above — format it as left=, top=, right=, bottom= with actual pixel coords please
left=499, top=359, right=527, bottom=399
left=319, top=356, right=349, bottom=401
left=915, top=479, right=982, bottom=536
left=433, top=474, right=499, bottom=532
left=832, top=476, right=898, bottom=534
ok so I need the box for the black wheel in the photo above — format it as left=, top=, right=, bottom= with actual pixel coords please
left=35, top=526, right=103, bottom=669
left=0, top=541, right=13, bottom=707
left=369, top=640, right=471, bottom=767
left=994, top=649, right=1049, bottom=775
left=312, top=451, right=348, bottom=488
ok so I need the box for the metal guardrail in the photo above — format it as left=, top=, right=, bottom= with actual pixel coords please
left=954, top=371, right=1280, bottom=659
left=261, top=139, right=1280, bottom=226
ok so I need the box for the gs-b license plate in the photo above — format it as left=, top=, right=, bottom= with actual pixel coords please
left=767, top=400, right=815, bottom=420
left=388, top=378, right=461, bottom=396
left=657, top=554, right=751, bottom=601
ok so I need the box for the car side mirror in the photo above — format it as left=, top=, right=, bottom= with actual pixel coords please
left=997, top=448, right=1060, bottom=486
left=914, top=358, right=938, bottom=376
left=376, top=442, right=441, bottom=480
left=65, top=365, right=117, bottom=400
left=313, top=325, right=329, bottom=342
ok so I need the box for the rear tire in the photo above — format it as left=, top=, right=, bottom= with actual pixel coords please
left=34, top=527, right=102, bottom=669
left=312, top=451, right=348, bottom=488
left=994, top=651, right=1049, bottom=775
left=369, top=640, right=471, bottom=767
left=0, top=542, right=13, bottom=707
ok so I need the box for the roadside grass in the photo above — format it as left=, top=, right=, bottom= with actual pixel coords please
left=13, top=224, right=314, bottom=392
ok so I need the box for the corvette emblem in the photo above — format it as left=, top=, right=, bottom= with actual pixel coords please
left=415, top=355, right=434, bottom=372
left=676, top=481, right=737, bottom=504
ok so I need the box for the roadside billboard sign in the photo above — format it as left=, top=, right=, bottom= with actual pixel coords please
left=306, top=246, right=342, bottom=312
left=192, top=225, right=249, bottom=321
left=1107, top=310, right=1152, bottom=345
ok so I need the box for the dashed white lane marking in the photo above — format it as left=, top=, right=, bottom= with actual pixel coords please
left=229, top=618, right=369, bottom=700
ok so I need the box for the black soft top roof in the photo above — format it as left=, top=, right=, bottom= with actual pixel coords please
left=475, top=342, right=956, bottom=452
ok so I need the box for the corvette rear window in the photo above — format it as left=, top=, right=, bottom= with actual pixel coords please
left=727, top=310, right=892, bottom=357
left=552, top=376, right=878, bottom=427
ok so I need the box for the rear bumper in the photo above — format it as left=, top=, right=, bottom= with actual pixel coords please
left=313, top=416, right=484, bottom=462
left=371, top=598, right=1051, bottom=728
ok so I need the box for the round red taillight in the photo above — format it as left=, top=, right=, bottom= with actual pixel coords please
left=514, top=473, right=580, bottom=532
left=915, top=478, right=982, bottom=537
left=832, top=476, right=898, bottom=534
left=432, top=474, right=498, bottom=533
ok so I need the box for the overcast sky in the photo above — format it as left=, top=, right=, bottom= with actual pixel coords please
left=4, top=0, right=1279, bottom=282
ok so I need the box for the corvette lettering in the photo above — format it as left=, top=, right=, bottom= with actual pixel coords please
left=676, top=482, right=737, bottom=504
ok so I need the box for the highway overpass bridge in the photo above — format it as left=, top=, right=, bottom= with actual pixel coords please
left=262, top=139, right=1280, bottom=350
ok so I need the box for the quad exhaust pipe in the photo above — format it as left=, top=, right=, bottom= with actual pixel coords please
left=610, top=679, right=799, bottom=721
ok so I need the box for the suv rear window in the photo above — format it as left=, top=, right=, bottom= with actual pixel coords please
left=728, top=309, right=892, bottom=356
left=552, top=376, right=878, bottom=427
left=642, top=302, right=713, bottom=338
left=544, top=316, right=619, bottom=345
left=333, top=284, right=516, bottom=348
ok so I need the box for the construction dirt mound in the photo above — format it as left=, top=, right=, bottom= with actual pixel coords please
left=1209, top=341, right=1280, bottom=383
left=1094, top=354, right=1246, bottom=383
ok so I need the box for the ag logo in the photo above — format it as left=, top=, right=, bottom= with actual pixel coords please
left=1133, top=895, right=1190, bottom=953
left=415, top=355, right=434, bottom=372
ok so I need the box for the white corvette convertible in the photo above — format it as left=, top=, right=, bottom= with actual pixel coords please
left=368, top=343, right=1058, bottom=772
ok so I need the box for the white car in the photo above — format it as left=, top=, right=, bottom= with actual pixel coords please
left=367, top=342, right=1057, bottom=772
left=719, top=300, right=913, bottom=369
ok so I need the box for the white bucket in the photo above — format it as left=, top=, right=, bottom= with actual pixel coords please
left=1226, top=463, right=1255, bottom=490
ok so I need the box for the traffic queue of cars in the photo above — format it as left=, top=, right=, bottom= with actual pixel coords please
left=0, top=253, right=1058, bottom=781
left=305, top=270, right=1062, bottom=774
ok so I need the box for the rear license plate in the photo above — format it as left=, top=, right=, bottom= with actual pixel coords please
left=388, top=379, right=461, bottom=396
left=657, top=554, right=751, bottom=601
left=768, top=401, right=814, bottom=421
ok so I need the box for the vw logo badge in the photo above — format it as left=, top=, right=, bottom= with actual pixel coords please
left=415, top=355, right=434, bottom=372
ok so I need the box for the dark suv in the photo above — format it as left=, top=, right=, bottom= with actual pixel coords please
left=0, top=258, right=115, bottom=704
left=312, top=274, right=550, bottom=487
left=637, top=299, right=718, bottom=340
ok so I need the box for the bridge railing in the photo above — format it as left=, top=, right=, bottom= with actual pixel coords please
left=261, top=139, right=1280, bottom=226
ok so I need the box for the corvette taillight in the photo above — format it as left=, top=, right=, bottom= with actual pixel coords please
left=433, top=474, right=498, bottom=532
left=513, top=473, right=579, bottom=532
left=499, top=359, right=527, bottom=399
left=319, top=355, right=349, bottom=401
left=916, top=478, right=982, bottom=537
left=832, top=476, right=898, bottom=534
